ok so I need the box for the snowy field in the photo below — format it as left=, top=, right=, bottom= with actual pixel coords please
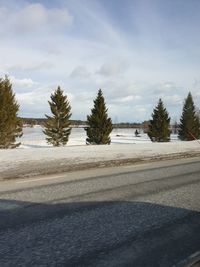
left=18, top=126, right=179, bottom=148
left=1, top=126, right=200, bottom=180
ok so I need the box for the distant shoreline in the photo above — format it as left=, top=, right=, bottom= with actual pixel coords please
left=20, top=117, right=149, bottom=130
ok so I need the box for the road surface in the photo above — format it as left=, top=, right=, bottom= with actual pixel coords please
left=0, top=157, right=200, bottom=267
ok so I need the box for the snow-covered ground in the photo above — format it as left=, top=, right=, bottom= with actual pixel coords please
left=0, top=126, right=200, bottom=180
left=18, top=126, right=179, bottom=148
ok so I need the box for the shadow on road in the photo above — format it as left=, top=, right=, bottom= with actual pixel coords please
left=0, top=198, right=200, bottom=267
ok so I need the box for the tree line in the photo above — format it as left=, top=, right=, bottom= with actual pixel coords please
left=0, top=76, right=200, bottom=148
left=21, top=118, right=87, bottom=127
left=21, top=118, right=147, bottom=129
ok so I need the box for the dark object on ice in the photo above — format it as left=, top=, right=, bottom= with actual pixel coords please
left=135, top=129, right=141, bottom=137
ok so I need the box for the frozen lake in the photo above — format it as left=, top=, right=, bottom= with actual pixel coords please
left=19, top=126, right=178, bottom=148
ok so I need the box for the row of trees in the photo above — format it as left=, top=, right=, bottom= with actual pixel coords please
left=148, top=93, right=200, bottom=142
left=0, top=76, right=200, bottom=148
left=43, top=87, right=113, bottom=146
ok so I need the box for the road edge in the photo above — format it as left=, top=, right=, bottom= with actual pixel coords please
left=1, top=151, right=200, bottom=181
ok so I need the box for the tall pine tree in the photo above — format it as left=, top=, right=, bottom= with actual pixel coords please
left=178, top=92, right=200, bottom=141
left=0, top=76, right=22, bottom=149
left=85, top=89, right=113, bottom=144
left=43, top=86, right=72, bottom=146
left=148, top=99, right=171, bottom=142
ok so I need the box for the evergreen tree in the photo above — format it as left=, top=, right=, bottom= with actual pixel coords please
left=148, top=98, right=171, bottom=142
left=178, top=92, right=200, bottom=140
left=0, top=76, right=22, bottom=149
left=85, top=89, right=113, bottom=144
left=43, top=86, right=72, bottom=146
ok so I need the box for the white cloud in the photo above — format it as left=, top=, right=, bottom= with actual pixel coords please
left=49, top=7, right=73, bottom=27
left=16, top=85, right=74, bottom=117
left=15, top=4, right=47, bottom=32
left=70, top=66, right=92, bottom=79
left=94, top=79, right=144, bottom=101
left=8, top=62, right=54, bottom=72
left=153, top=82, right=180, bottom=94
left=10, top=76, right=36, bottom=88
left=111, top=95, right=142, bottom=103
left=164, top=94, right=183, bottom=106
left=97, top=62, right=126, bottom=77
left=0, top=4, right=73, bottom=36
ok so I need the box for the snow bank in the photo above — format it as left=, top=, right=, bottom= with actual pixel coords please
left=1, top=127, right=200, bottom=179
left=1, top=140, right=200, bottom=163
left=0, top=140, right=200, bottom=180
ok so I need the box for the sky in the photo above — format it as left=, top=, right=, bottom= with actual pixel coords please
left=0, top=0, right=200, bottom=122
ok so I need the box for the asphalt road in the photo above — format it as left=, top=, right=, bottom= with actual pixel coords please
left=0, top=157, right=200, bottom=267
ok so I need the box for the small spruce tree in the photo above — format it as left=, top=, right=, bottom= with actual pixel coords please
left=0, top=76, right=22, bottom=149
left=178, top=92, right=200, bottom=141
left=148, top=98, right=171, bottom=142
left=85, top=89, right=113, bottom=144
left=43, top=86, right=72, bottom=146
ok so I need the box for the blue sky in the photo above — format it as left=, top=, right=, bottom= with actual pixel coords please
left=0, top=0, right=200, bottom=122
